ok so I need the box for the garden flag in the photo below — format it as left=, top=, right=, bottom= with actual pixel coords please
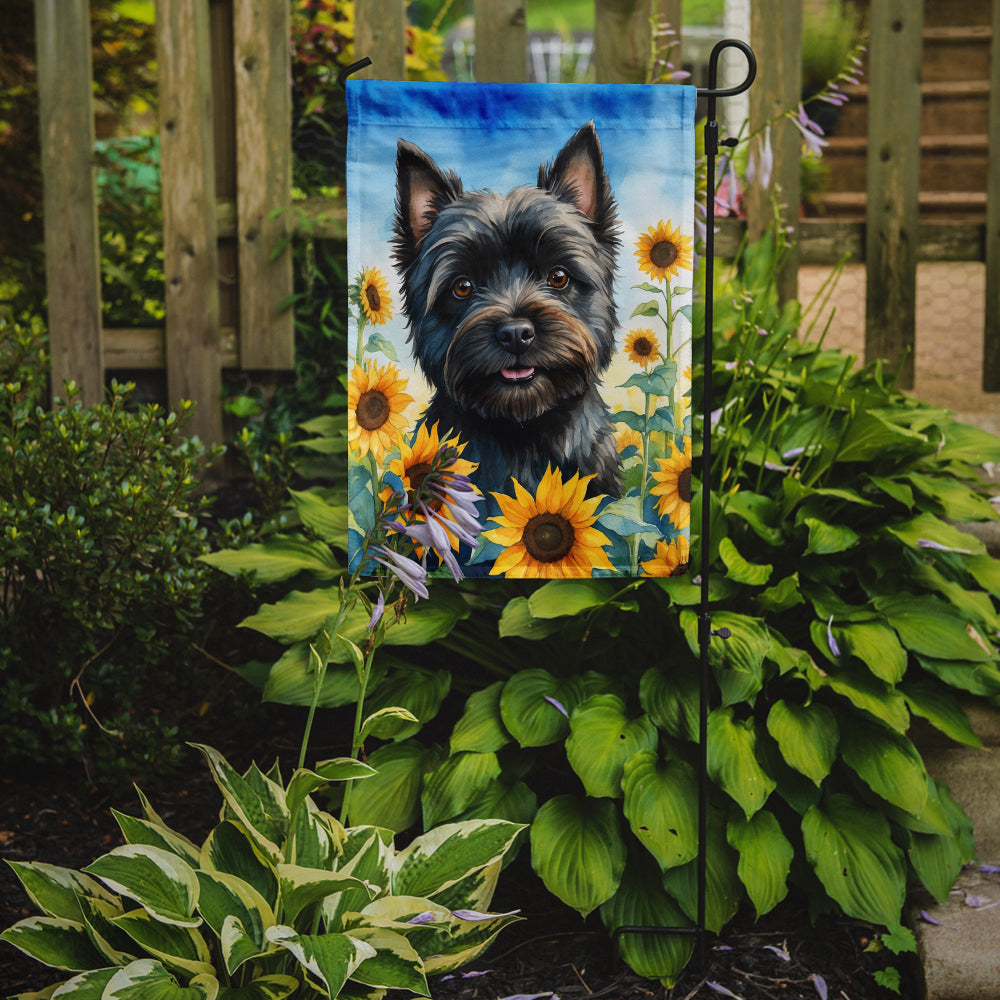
left=346, top=80, right=696, bottom=579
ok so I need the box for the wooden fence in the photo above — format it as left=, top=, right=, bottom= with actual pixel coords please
left=33, top=0, right=1000, bottom=445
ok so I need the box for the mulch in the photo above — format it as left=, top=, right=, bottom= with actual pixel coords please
left=1, top=740, right=914, bottom=1000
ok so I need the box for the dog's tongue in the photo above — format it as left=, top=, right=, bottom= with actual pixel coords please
left=502, top=367, right=535, bottom=381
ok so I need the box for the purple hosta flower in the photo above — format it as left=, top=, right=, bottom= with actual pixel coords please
left=917, top=538, right=973, bottom=555
left=403, top=503, right=464, bottom=582
left=371, top=545, right=429, bottom=600
left=407, top=911, right=438, bottom=925
left=979, top=864, right=1000, bottom=874
left=544, top=695, right=569, bottom=718
left=451, top=908, right=521, bottom=921
left=497, top=994, right=557, bottom=1000
left=827, top=615, right=842, bottom=657
left=763, top=944, right=790, bottom=962
left=706, top=983, right=742, bottom=999
left=791, top=104, right=829, bottom=157
left=919, top=909, right=958, bottom=929
left=367, top=590, right=385, bottom=631
left=746, top=125, right=774, bottom=191
left=715, top=157, right=742, bottom=216
left=811, top=974, right=828, bottom=1000
left=441, top=970, right=493, bottom=981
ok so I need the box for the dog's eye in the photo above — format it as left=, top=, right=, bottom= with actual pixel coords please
left=452, top=277, right=474, bottom=299
left=547, top=267, right=570, bottom=290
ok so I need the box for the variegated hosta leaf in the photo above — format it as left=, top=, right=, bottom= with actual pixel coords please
left=46, top=966, right=118, bottom=997
left=285, top=760, right=375, bottom=823
left=288, top=801, right=343, bottom=870
left=83, top=846, right=200, bottom=928
left=420, top=751, right=502, bottom=829
left=422, top=907, right=522, bottom=975
left=621, top=751, right=699, bottom=871
left=765, top=700, right=838, bottom=786
left=276, top=864, right=375, bottom=925
left=112, top=810, right=202, bottom=868
left=190, top=745, right=287, bottom=863
left=802, top=793, right=906, bottom=926
left=565, top=695, right=658, bottom=799
left=344, top=926, right=429, bottom=995
left=499, top=670, right=585, bottom=747
left=195, top=871, right=274, bottom=973
left=450, top=681, right=511, bottom=754
left=102, top=958, right=218, bottom=999
left=391, top=820, right=524, bottom=901
left=4, top=861, right=118, bottom=922
left=727, top=810, right=793, bottom=918
left=425, top=859, right=501, bottom=916
left=322, top=829, right=393, bottom=931
left=529, top=795, right=626, bottom=917
left=200, top=822, right=278, bottom=910
left=265, top=926, right=376, bottom=998
left=110, top=908, right=214, bottom=978
left=599, top=854, right=694, bottom=987
left=0, top=916, right=107, bottom=971
left=214, top=974, right=299, bottom=1000
left=706, top=707, right=776, bottom=819
left=77, top=894, right=136, bottom=966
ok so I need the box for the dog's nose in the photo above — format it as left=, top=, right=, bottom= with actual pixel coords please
left=497, top=320, right=535, bottom=352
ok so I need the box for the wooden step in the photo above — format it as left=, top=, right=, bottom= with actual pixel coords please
left=922, top=25, right=993, bottom=83
left=813, top=190, right=987, bottom=222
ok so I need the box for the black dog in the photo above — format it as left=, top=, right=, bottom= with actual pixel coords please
left=391, top=121, right=622, bottom=500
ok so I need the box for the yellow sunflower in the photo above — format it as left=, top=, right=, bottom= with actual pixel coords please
left=359, top=266, right=393, bottom=325
left=486, top=466, right=615, bottom=579
left=650, top=436, right=692, bottom=529
left=635, top=220, right=694, bottom=282
left=615, top=425, right=643, bottom=455
left=624, top=328, right=660, bottom=367
left=348, top=361, right=413, bottom=463
left=641, top=534, right=691, bottom=577
left=381, top=422, right=479, bottom=549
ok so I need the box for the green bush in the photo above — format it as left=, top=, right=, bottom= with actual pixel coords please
left=0, top=316, right=220, bottom=783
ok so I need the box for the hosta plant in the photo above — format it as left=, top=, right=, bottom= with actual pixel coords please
left=1, top=744, right=523, bottom=999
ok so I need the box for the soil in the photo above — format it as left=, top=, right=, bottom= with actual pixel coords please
left=0, top=737, right=914, bottom=1000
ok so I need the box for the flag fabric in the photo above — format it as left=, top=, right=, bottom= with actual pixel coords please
left=346, top=80, right=696, bottom=579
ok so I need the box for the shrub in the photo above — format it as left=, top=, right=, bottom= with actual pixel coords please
left=0, top=316, right=220, bottom=783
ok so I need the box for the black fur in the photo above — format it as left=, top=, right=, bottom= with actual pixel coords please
left=391, top=122, right=623, bottom=499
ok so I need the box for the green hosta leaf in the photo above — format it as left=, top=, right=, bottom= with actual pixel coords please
left=83, top=846, right=200, bottom=928
left=621, top=751, right=698, bottom=870
left=802, top=793, right=906, bottom=926
left=886, top=512, right=985, bottom=557
left=639, top=664, right=699, bottom=742
left=599, top=853, right=694, bottom=987
left=112, top=812, right=201, bottom=868
left=719, top=537, right=772, bottom=586
left=347, top=740, right=442, bottom=832
left=276, top=865, right=374, bottom=925
left=906, top=472, right=998, bottom=522
left=200, top=536, right=340, bottom=584
left=707, top=708, right=776, bottom=818
left=216, top=975, right=299, bottom=1000
left=866, top=474, right=914, bottom=509
left=724, top=490, right=784, bottom=546
left=967, top=553, right=1000, bottom=597
left=359, top=706, right=421, bottom=742
left=497, top=596, right=565, bottom=639
left=530, top=795, right=626, bottom=917
left=765, top=700, right=838, bottom=786
left=909, top=826, right=966, bottom=905
left=288, top=488, right=348, bottom=544
left=5, top=862, right=118, bottom=922
left=450, top=682, right=511, bottom=754
left=499, top=670, right=584, bottom=747
left=874, top=594, right=995, bottom=662
left=803, top=517, right=859, bottom=556
left=421, top=751, right=502, bottom=828
left=103, top=959, right=218, bottom=999
left=200, top=822, right=278, bottom=910
left=265, top=926, right=375, bottom=997
left=727, top=811, right=793, bottom=918
left=111, top=908, right=214, bottom=978
left=190, top=746, right=287, bottom=862
left=363, top=667, right=451, bottom=740
left=0, top=916, right=107, bottom=971
left=661, top=811, right=741, bottom=933
left=835, top=410, right=927, bottom=463
left=681, top=610, right=770, bottom=706
left=901, top=680, right=982, bottom=748
left=755, top=573, right=805, bottom=614
left=839, top=718, right=929, bottom=816
left=346, top=926, right=428, bottom=994
left=936, top=421, right=1000, bottom=464
left=811, top=662, right=910, bottom=732
left=393, top=820, right=524, bottom=900
left=261, top=644, right=383, bottom=709
left=453, top=779, right=538, bottom=827
left=195, top=871, right=273, bottom=974
left=527, top=579, right=620, bottom=618
left=566, top=695, right=658, bottom=798
left=916, top=655, right=1000, bottom=697
left=833, top=621, right=907, bottom=684
left=911, top=562, right=1000, bottom=633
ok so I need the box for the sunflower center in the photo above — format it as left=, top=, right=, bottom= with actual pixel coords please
left=407, top=461, right=443, bottom=511
left=365, top=283, right=382, bottom=312
left=634, top=336, right=653, bottom=357
left=678, top=467, right=692, bottom=504
left=523, top=512, right=575, bottom=563
left=650, top=239, right=679, bottom=269
left=356, top=389, right=390, bottom=431
left=670, top=559, right=689, bottom=578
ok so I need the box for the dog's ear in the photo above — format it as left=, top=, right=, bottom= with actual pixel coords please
left=394, top=140, right=462, bottom=260
left=539, top=121, right=612, bottom=223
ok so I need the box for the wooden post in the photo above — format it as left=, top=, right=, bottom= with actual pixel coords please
left=34, top=0, right=104, bottom=405
left=594, top=0, right=675, bottom=84
left=746, top=0, right=801, bottom=305
left=864, top=0, right=923, bottom=390
left=233, top=0, right=294, bottom=369
left=474, top=0, right=527, bottom=83
left=354, top=0, right=406, bottom=80
left=983, top=0, right=1000, bottom=390
left=157, top=0, right=223, bottom=445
